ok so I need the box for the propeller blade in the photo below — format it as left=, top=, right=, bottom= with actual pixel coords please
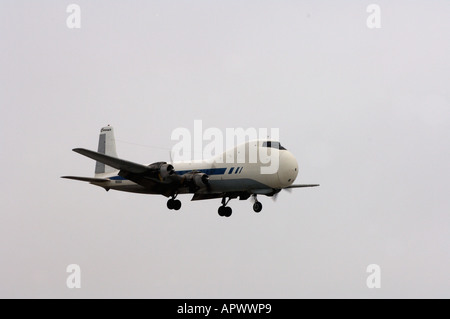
left=271, top=192, right=279, bottom=202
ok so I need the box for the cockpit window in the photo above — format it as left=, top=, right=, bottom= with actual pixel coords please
left=262, top=141, right=286, bottom=150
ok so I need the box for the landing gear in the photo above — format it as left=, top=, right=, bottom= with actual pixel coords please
left=218, top=197, right=232, bottom=217
left=167, top=195, right=181, bottom=211
left=253, top=201, right=262, bottom=213
left=252, top=195, right=263, bottom=213
left=218, top=206, right=232, bottom=217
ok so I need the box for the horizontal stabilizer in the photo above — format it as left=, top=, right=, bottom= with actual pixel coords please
left=73, top=148, right=151, bottom=174
left=61, top=176, right=110, bottom=183
left=285, top=184, right=320, bottom=188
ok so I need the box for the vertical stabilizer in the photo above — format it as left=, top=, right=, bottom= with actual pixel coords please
left=95, top=126, right=118, bottom=176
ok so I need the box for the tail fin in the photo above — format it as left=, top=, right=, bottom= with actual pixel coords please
left=95, top=126, right=118, bottom=176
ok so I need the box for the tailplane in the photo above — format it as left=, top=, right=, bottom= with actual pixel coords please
left=95, top=126, right=118, bottom=176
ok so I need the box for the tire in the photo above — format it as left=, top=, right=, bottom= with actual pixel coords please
left=224, top=206, right=232, bottom=217
left=253, top=201, right=262, bottom=213
left=173, top=199, right=182, bottom=211
left=167, top=199, right=175, bottom=210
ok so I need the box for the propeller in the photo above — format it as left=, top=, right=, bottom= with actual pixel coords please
left=271, top=187, right=293, bottom=202
left=271, top=192, right=279, bottom=202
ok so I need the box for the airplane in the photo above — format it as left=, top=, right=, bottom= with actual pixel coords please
left=62, top=126, right=319, bottom=217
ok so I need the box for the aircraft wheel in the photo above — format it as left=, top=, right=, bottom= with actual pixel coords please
left=218, top=206, right=226, bottom=217
left=224, top=206, right=232, bottom=217
left=253, top=201, right=262, bottom=213
left=173, top=199, right=181, bottom=211
left=167, top=199, right=175, bottom=210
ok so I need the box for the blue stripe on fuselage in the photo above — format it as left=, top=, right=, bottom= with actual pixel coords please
left=175, top=168, right=227, bottom=176
left=108, top=168, right=227, bottom=181
left=110, top=176, right=126, bottom=180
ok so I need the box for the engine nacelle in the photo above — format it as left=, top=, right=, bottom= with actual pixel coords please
left=159, top=163, right=174, bottom=178
left=148, top=162, right=175, bottom=179
left=193, top=173, right=209, bottom=188
left=182, top=172, right=209, bottom=189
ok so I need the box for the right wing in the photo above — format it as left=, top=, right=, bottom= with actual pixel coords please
left=285, top=184, right=320, bottom=188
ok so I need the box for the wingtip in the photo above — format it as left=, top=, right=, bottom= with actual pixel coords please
left=72, top=148, right=90, bottom=154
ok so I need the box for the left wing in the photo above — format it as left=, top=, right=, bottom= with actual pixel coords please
left=72, top=148, right=179, bottom=196
left=73, top=148, right=154, bottom=174
left=61, top=176, right=110, bottom=183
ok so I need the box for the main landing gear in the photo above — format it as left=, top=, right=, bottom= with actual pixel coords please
left=167, top=194, right=181, bottom=211
left=218, top=197, right=232, bottom=217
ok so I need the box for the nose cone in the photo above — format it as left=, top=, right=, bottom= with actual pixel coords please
left=278, top=151, right=298, bottom=187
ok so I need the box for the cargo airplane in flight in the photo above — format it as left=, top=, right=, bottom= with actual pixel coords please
left=62, top=126, right=319, bottom=217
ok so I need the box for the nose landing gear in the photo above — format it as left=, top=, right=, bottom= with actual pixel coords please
left=252, top=195, right=263, bottom=213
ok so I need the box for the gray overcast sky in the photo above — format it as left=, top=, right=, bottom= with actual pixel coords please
left=1, top=1, right=449, bottom=298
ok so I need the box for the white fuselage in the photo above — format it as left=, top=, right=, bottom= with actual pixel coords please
left=93, top=141, right=299, bottom=195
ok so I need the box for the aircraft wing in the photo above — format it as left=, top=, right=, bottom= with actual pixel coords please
left=73, top=148, right=153, bottom=174
left=72, top=148, right=178, bottom=196
left=285, top=184, right=320, bottom=188
left=61, top=176, right=110, bottom=183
